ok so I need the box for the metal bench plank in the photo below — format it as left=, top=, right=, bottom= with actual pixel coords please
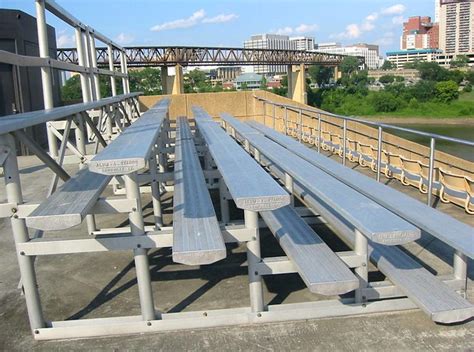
left=268, top=162, right=473, bottom=323
left=0, top=93, right=141, bottom=135
left=26, top=168, right=111, bottom=231
left=248, top=121, right=474, bottom=259
left=89, top=98, right=170, bottom=175
left=193, top=107, right=290, bottom=211
left=173, top=117, right=226, bottom=265
left=261, top=206, right=359, bottom=295
left=222, top=114, right=420, bottom=245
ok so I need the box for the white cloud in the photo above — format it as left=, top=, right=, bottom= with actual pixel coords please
left=202, top=13, right=238, bottom=24
left=56, top=30, right=75, bottom=47
left=381, top=4, right=406, bottom=16
left=275, top=23, right=319, bottom=36
left=391, top=15, right=405, bottom=25
left=151, top=9, right=206, bottom=32
left=115, top=33, right=134, bottom=45
left=366, top=13, right=378, bottom=22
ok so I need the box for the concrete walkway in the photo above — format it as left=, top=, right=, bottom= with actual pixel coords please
left=0, top=154, right=472, bottom=351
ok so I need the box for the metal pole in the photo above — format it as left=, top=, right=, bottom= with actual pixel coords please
left=298, top=109, right=302, bottom=143
left=342, top=119, right=347, bottom=166
left=75, top=28, right=92, bottom=103
left=0, top=133, right=45, bottom=330
left=245, top=210, right=264, bottom=313
left=107, top=44, right=117, bottom=96
left=87, top=29, right=101, bottom=100
left=317, top=113, right=322, bottom=153
left=354, top=229, right=368, bottom=304
left=124, top=172, right=156, bottom=321
left=35, top=0, right=58, bottom=158
left=272, top=104, right=276, bottom=130
left=219, top=179, right=230, bottom=224
left=453, top=251, right=467, bottom=295
left=427, top=137, right=436, bottom=206
left=285, top=172, right=294, bottom=206
left=376, top=126, right=383, bottom=182
left=149, top=149, right=162, bottom=228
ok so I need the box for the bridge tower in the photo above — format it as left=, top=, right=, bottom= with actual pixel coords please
left=161, top=64, right=184, bottom=95
left=287, top=64, right=307, bottom=104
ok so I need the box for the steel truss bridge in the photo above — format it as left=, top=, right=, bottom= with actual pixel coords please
left=57, top=46, right=356, bottom=68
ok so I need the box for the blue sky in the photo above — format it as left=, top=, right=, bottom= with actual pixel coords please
left=1, top=0, right=436, bottom=55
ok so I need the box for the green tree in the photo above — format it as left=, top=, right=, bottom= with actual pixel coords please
left=380, top=60, right=394, bottom=70
left=340, top=56, right=360, bottom=77
left=371, top=92, right=399, bottom=112
left=435, top=81, right=459, bottom=103
left=379, top=75, right=395, bottom=84
left=450, top=55, right=469, bottom=68
left=417, top=62, right=449, bottom=81
left=61, top=75, right=82, bottom=101
left=129, top=68, right=161, bottom=95
left=465, top=71, right=474, bottom=85
left=308, top=65, right=334, bottom=86
left=260, top=76, right=267, bottom=90
left=409, top=80, right=437, bottom=102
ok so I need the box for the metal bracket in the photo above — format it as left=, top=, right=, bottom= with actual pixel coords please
left=0, top=145, right=11, bottom=166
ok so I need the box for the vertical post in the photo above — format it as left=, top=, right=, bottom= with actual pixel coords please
left=124, top=173, right=156, bottom=321
left=427, top=137, right=436, bottom=207
left=285, top=172, right=294, bottom=206
left=317, top=113, right=322, bottom=153
left=272, top=104, right=276, bottom=129
left=298, top=109, right=302, bottom=143
left=149, top=149, right=162, bottom=228
left=376, top=126, right=383, bottom=182
left=354, top=229, right=368, bottom=304
left=0, top=134, right=45, bottom=331
left=245, top=210, right=264, bottom=313
left=219, top=179, right=230, bottom=224
left=453, top=251, right=467, bottom=295
left=108, top=44, right=117, bottom=96
left=342, top=119, right=347, bottom=166
left=35, top=0, right=58, bottom=158
left=87, top=29, right=100, bottom=100
left=284, top=106, right=288, bottom=135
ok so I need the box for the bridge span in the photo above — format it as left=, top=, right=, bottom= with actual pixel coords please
left=56, top=46, right=353, bottom=68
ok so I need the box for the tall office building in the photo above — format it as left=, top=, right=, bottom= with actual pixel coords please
left=244, top=34, right=296, bottom=74
left=289, top=36, right=316, bottom=51
left=400, top=16, right=439, bottom=50
left=439, top=0, right=474, bottom=55
left=435, top=0, right=441, bottom=22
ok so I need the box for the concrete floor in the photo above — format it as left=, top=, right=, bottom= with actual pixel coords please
left=0, top=150, right=473, bottom=351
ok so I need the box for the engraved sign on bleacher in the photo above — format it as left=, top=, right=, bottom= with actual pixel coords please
left=90, top=159, right=144, bottom=175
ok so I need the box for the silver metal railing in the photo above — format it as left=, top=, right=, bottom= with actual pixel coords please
left=254, top=95, right=474, bottom=206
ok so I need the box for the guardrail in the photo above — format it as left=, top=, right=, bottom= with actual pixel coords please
left=254, top=95, right=474, bottom=206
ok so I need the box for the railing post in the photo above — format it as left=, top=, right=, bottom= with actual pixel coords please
left=317, top=113, right=322, bottom=153
left=86, top=28, right=100, bottom=100
left=107, top=44, right=117, bottom=96
left=342, top=119, right=347, bottom=166
left=376, top=126, right=383, bottom=182
left=35, top=0, right=58, bottom=158
left=427, top=137, right=436, bottom=206
left=298, top=109, right=302, bottom=143
left=272, top=104, right=276, bottom=129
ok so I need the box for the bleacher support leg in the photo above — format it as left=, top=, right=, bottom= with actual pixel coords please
left=124, top=172, right=156, bottom=321
left=285, top=172, right=295, bottom=206
left=219, top=179, right=230, bottom=224
left=354, top=229, right=368, bottom=303
left=454, top=251, right=468, bottom=296
left=149, top=150, right=163, bottom=228
left=1, top=134, right=45, bottom=331
left=245, top=210, right=264, bottom=312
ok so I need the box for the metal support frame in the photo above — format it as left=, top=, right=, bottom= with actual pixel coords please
left=427, top=137, right=436, bottom=207
left=376, top=126, right=383, bottom=182
left=245, top=210, right=264, bottom=313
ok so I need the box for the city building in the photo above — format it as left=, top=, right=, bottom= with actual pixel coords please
left=400, top=16, right=439, bottom=50
left=386, top=48, right=444, bottom=69
left=234, top=72, right=263, bottom=90
left=368, top=69, right=421, bottom=81
left=435, top=0, right=441, bottom=22
left=244, top=34, right=296, bottom=74
left=315, top=42, right=383, bottom=70
left=216, top=67, right=242, bottom=81
left=439, top=0, right=474, bottom=56
left=289, top=36, right=316, bottom=51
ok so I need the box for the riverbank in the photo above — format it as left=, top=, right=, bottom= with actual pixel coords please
left=362, top=116, right=474, bottom=125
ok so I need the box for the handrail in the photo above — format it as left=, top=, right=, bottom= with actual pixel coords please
left=254, top=95, right=474, bottom=206
left=0, top=93, right=142, bottom=135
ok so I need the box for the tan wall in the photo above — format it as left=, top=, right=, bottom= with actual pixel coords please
left=139, top=91, right=474, bottom=176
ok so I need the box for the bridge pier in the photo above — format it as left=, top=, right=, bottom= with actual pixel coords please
left=334, top=66, right=341, bottom=82
left=287, top=64, right=307, bottom=104
left=160, top=64, right=184, bottom=95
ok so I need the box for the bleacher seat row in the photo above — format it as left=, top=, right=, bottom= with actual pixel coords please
left=0, top=98, right=472, bottom=340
